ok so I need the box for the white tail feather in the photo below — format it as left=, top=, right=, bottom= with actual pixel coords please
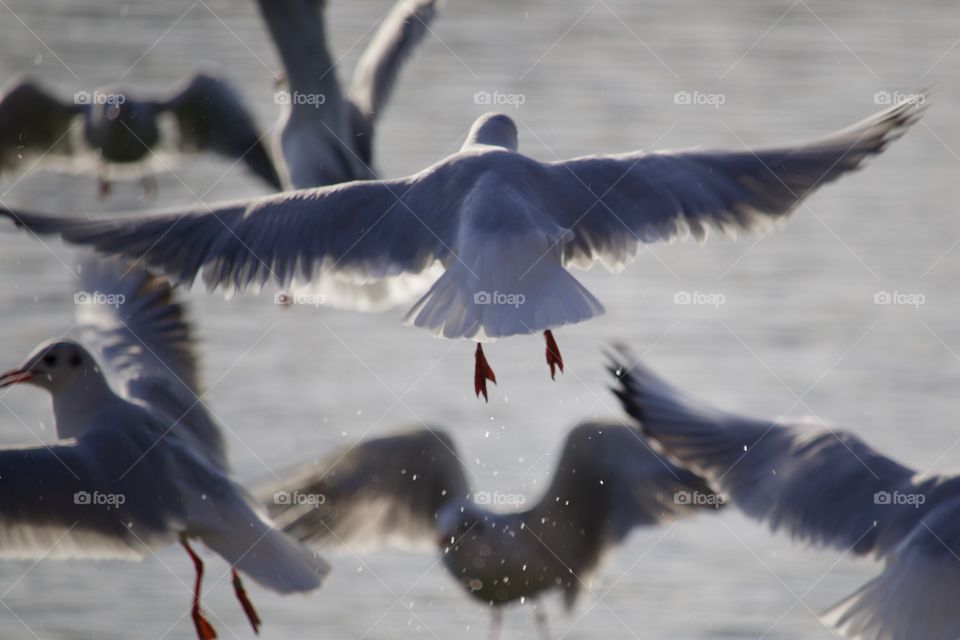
left=404, top=232, right=604, bottom=340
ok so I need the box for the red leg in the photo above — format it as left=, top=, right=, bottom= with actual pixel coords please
left=97, top=178, right=111, bottom=200
left=231, top=569, right=262, bottom=635
left=544, top=330, right=564, bottom=380
left=474, top=343, right=497, bottom=402
left=141, top=174, right=157, bottom=199
left=181, top=538, right=218, bottom=640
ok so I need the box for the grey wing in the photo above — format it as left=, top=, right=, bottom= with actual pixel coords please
left=259, top=428, right=469, bottom=550
left=532, top=421, right=720, bottom=543
left=1, top=167, right=460, bottom=295
left=76, top=257, right=227, bottom=470
left=0, top=426, right=184, bottom=559
left=610, top=353, right=925, bottom=557
left=529, top=421, right=721, bottom=608
left=159, top=72, right=282, bottom=190
left=822, top=498, right=960, bottom=640
left=540, top=98, right=924, bottom=270
left=346, top=0, right=439, bottom=164
left=0, top=78, right=81, bottom=173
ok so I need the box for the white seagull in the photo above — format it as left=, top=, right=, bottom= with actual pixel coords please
left=610, top=352, right=960, bottom=640
left=260, top=422, right=722, bottom=638
left=0, top=72, right=282, bottom=197
left=257, top=0, right=439, bottom=188
left=0, top=259, right=329, bottom=639
left=0, top=98, right=924, bottom=401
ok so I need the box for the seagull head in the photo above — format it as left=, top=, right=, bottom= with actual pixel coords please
left=464, top=113, right=518, bottom=151
left=0, top=339, right=103, bottom=394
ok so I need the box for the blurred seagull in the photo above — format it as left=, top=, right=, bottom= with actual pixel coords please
left=257, top=0, right=439, bottom=187
left=0, top=98, right=924, bottom=401
left=611, top=352, right=960, bottom=640
left=260, top=422, right=722, bottom=638
left=0, top=259, right=328, bottom=639
left=258, top=0, right=441, bottom=310
left=0, top=72, right=282, bottom=197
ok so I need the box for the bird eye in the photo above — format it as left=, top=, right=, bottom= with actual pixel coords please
left=43, top=354, right=57, bottom=367
left=69, top=354, right=82, bottom=367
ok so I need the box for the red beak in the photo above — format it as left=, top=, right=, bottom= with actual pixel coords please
left=0, top=368, right=33, bottom=388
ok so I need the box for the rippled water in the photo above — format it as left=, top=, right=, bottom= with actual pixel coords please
left=1, top=0, right=959, bottom=638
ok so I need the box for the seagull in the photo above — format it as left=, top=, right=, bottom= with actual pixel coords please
left=258, top=0, right=440, bottom=311
left=0, top=258, right=329, bottom=639
left=0, top=71, right=283, bottom=197
left=259, top=422, right=722, bottom=638
left=610, top=352, right=960, bottom=640
left=257, top=0, right=439, bottom=188
left=0, top=97, right=924, bottom=401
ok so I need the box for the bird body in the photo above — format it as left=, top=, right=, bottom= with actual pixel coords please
left=0, top=259, right=328, bottom=638
left=0, top=98, right=925, bottom=397
left=0, top=72, right=283, bottom=194
left=257, top=0, right=438, bottom=187
left=611, top=353, right=960, bottom=640
left=262, top=422, right=720, bottom=633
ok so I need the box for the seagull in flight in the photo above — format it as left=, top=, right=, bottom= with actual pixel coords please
left=0, top=98, right=924, bottom=401
left=611, top=351, right=960, bottom=640
left=260, top=422, right=722, bottom=638
left=0, top=71, right=282, bottom=197
left=257, top=0, right=439, bottom=188
left=0, top=258, right=328, bottom=639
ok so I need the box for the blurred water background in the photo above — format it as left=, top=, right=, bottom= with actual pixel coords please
left=0, top=0, right=959, bottom=637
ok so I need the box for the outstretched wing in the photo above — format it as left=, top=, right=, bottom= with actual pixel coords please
left=0, top=426, right=184, bottom=560
left=822, top=497, right=960, bottom=640
left=159, top=72, right=282, bottom=190
left=0, top=162, right=461, bottom=297
left=541, top=98, right=924, bottom=271
left=260, top=428, right=469, bottom=551
left=610, top=353, right=931, bottom=558
left=347, top=0, right=439, bottom=164
left=0, top=78, right=81, bottom=174
left=529, top=420, right=720, bottom=606
left=76, top=257, right=227, bottom=470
